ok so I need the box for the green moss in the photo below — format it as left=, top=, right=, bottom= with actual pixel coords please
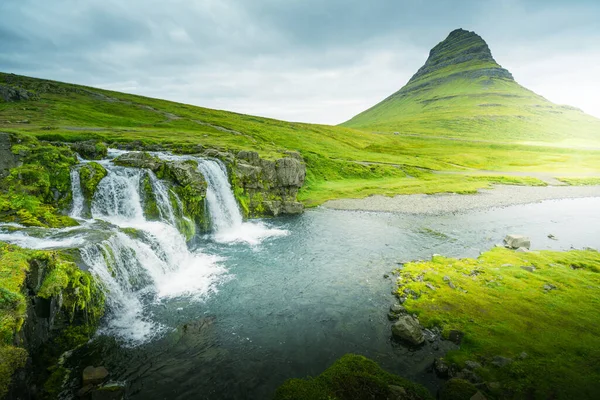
left=43, top=366, right=69, bottom=399
left=0, top=134, right=79, bottom=227
left=0, top=242, right=104, bottom=397
left=140, top=173, right=160, bottom=220
left=0, top=345, right=28, bottom=398
left=394, top=247, right=600, bottom=399
left=557, top=177, right=600, bottom=186
left=274, top=354, right=433, bottom=400
left=78, top=162, right=107, bottom=201
left=439, top=379, right=478, bottom=400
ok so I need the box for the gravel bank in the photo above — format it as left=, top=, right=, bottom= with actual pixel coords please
left=322, top=185, right=600, bottom=215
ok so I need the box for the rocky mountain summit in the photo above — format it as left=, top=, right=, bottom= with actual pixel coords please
left=408, top=28, right=513, bottom=85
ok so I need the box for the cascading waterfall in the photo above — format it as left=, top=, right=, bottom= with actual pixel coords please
left=150, top=152, right=288, bottom=245
left=70, top=168, right=84, bottom=219
left=196, top=159, right=243, bottom=232
left=193, top=157, right=288, bottom=245
left=1, top=149, right=287, bottom=345
left=81, top=162, right=229, bottom=343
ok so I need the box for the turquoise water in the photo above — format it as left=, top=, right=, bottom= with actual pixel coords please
left=65, top=197, right=600, bottom=399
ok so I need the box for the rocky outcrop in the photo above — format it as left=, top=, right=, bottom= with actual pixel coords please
left=0, top=84, right=39, bottom=102
left=0, top=132, right=20, bottom=178
left=231, top=150, right=305, bottom=217
left=2, top=244, right=104, bottom=399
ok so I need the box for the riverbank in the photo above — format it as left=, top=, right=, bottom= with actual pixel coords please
left=322, top=184, right=600, bottom=214
left=390, top=246, right=600, bottom=399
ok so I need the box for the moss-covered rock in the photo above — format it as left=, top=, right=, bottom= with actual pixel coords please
left=274, top=354, right=433, bottom=400
left=0, top=133, right=79, bottom=228
left=0, top=241, right=104, bottom=398
left=69, top=141, right=108, bottom=160
left=230, top=151, right=305, bottom=217
left=438, top=379, right=478, bottom=400
left=79, top=162, right=107, bottom=204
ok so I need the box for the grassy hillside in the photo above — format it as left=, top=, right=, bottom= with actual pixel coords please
left=342, top=29, right=600, bottom=148
left=1, top=68, right=600, bottom=206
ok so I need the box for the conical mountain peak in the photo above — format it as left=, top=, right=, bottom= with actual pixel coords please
left=408, top=28, right=513, bottom=85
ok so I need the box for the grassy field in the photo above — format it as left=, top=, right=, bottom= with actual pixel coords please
left=1, top=71, right=600, bottom=206
left=394, top=247, right=600, bottom=399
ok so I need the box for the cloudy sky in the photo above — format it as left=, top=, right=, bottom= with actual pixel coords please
left=1, top=0, right=598, bottom=124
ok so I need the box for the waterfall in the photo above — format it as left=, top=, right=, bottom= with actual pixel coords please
left=70, top=168, right=84, bottom=219
left=3, top=150, right=287, bottom=345
left=150, top=153, right=288, bottom=245
left=81, top=161, right=230, bottom=344
left=195, top=159, right=243, bottom=232
left=147, top=170, right=177, bottom=226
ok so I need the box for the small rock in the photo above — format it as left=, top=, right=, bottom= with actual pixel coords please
left=464, top=360, right=482, bottom=370
left=449, top=330, right=465, bottom=345
left=548, top=234, right=557, bottom=240
left=397, top=296, right=407, bottom=304
left=383, top=274, right=390, bottom=279
left=390, top=304, right=406, bottom=314
left=501, top=263, right=513, bottom=267
left=518, top=352, right=528, bottom=360
left=515, top=247, right=530, bottom=253
left=434, top=358, right=450, bottom=378
left=459, top=369, right=483, bottom=384
left=448, top=281, right=456, bottom=289
left=82, top=366, right=109, bottom=386
left=504, top=234, right=531, bottom=250
left=391, top=315, right=424, bottom=345
left=471, top=391, right=488, bottom=400
left=520, top=266, right=536, bottom=272
left=387, top=312, right=400, bottom=321
left=443, top=276, right=451, bottom=282
left=491, top=356, right=513, bottom=368
left=543, top=283, right=557, bottom=291
left=425, top=283, right=436, bottom=291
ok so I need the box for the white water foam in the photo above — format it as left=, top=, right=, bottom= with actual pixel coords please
left=70, top=168, right=85, bottom=219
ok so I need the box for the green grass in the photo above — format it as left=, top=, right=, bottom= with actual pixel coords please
left=394, top=247, right=600, bottom=399
left=557, top=177, right=600, bottom=186
left=2, top=71, right=600, bottom=205
left=274, top=354, right=433, bottom=400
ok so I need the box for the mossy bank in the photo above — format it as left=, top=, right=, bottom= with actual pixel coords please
left=391, top=247, right=600, bottom=399
left=0, top=242, right=104, bottom=399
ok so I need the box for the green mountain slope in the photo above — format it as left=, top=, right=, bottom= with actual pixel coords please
left=342, top=29, right=600, bottom=145
left=1, top=47, right=600, bottom=207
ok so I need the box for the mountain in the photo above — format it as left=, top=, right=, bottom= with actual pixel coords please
left=342, top=29, right=600, bottom=144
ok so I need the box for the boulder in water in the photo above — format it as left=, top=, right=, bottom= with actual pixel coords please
left=391, top=315, right=424, bottom=345
left=504, top=234, right=530, bottom=250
